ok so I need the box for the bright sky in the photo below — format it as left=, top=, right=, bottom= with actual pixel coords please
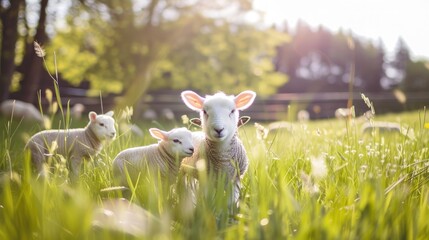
left=253, top=0, right=429, bottom=60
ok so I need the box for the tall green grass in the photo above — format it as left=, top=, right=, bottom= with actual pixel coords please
left=0, top=108, right=428, bottom=239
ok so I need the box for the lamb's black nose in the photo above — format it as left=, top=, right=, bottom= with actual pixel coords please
left=214, top=128, right=224, bottom=134
left=189, top=147, right=194, bottom=153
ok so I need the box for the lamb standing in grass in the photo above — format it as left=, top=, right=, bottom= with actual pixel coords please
left=180, top=90, right=256, bottom=206
left=25, top=111, right=116, bottom=179
left=112, top=127, right=194, bottom=185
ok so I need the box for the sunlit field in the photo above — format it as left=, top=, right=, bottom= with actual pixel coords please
left=0, top=107, right=428, bottom=239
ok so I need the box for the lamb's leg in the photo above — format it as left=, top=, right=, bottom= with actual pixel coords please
left=28, top=142, right=49, bottom=179
left=69, top=156, right=83, bottom=182
left=112, top=158, right=128, bottom=186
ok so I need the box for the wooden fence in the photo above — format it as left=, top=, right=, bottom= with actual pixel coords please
left=49, top=88, right=429, bottom=122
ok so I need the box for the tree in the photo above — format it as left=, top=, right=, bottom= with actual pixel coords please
left=151, top=22, right=288, bottom=96
left=15, top=0, right=50, bottom=103
left=390, top=38, right=411, bottom=84
left=0, top=0, right=23, bottom=101
left=354, top=41, right=384, bottom=92
left=48, top=0, right=287, bottom=109
left=275, top=22, right=387, bottom=93
left=401, top=60, right=429, bottom=92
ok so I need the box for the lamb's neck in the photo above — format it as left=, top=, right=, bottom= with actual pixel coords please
left=158, top=143, right=180, bottom=173
left=85, top=127, right=102, bottom=150
left=205, top=133, right=238, bottom=156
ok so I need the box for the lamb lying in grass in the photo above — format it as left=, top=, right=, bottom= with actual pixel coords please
left=180, top=90, right=256, bottom=207
left=112, top=127, right=194, bottom=185
left=0, top=99, right=45, bottom=125
left=361, top=121, right=401, bottom=133
left=25, top=111, right=116, bottom=180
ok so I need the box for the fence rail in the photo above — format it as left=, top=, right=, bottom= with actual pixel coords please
left=51, top=88, right=429, bottom=122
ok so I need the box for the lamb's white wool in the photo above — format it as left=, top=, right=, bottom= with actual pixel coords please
left=268, top=121, right=294, bottom=132
left=112, top=127, right=194, bottom=185
left=0, top=99, right=44, bottom=125
left=361, top=121, right=417, bottom=139
left=180, top=90, right=256, bottom=205
left=25, top=111, right=116, bottom=179
left=361, top=121, right=401, bottom=133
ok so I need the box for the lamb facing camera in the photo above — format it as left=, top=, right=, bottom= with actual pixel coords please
left=180, top=90, right=256, bottom=208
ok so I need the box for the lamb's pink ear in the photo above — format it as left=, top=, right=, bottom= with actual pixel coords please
left=235, top=90, right=256, bottom=110
left=149, top=128, right=168, bottom=141
left=181, top=90, right=205, bottom=111
left=89, top=111, right=97, bottom=122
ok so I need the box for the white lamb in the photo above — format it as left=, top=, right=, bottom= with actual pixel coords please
left=180, top=90, right=256, bottom=206
left=0, top=99, right=45, bottom=125
left=25, top=111, right=116, bottom=179
left=112, top=127, right=194, bottom=185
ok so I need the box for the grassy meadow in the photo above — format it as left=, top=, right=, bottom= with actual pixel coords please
left=0, top=106, right=429, bottom=239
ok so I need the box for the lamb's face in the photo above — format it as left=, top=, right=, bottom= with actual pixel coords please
left=202, top=94, right=238, bottom=142
left=181, top=90, right=257, bottom=143
left=168, top=128, right=195, bottom=157
left=149, top=127, right=194, bottom=157
left=89, top=111, right=117, bottom=140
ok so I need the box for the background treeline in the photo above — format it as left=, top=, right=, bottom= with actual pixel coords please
left=1, top=0, right=428, bottom=111
left=274, top=21, right=427, bottom=94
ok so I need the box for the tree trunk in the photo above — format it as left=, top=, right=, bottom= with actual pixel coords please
left=0, top=0, right=23, bottom=102
left=16, top=0, right=49, bottom=104
left=114, top=63, right=154, bottom=111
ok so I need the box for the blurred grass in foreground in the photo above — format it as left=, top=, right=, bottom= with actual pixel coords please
left=0, top=109, right=429, bottom=239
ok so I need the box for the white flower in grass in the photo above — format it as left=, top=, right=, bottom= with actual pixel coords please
left=359, top=165, right=368, bottom=174
left=310, top=156, right=328, bottom=179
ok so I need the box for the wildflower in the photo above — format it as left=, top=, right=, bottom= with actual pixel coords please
left=254, top=122, right=268, bottom=140
left=359, top=165, right=368, bottom=174
left=300, top=171, right=320, bottom=195
left=181, top=115, right=189, bottom=125
left=310, top=156, right=328, bottom=179
left=120, top=106, right=134, bottom=121
left=260, top=218, right=269, bottom=226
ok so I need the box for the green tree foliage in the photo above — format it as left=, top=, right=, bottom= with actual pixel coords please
left=402, top=61, right=429, bottom=91
left=48, top=0, right=287, bottom=109
left=151, top=22, right=288, bottom=96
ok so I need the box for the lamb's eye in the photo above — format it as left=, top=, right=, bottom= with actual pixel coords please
left=99, top=123, right=105, bottom=127
left=229, top=109, right=235, bottom=116
left=203, top=110, right=208, bottom=117
left=173, top=139, right=181, bottom=144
